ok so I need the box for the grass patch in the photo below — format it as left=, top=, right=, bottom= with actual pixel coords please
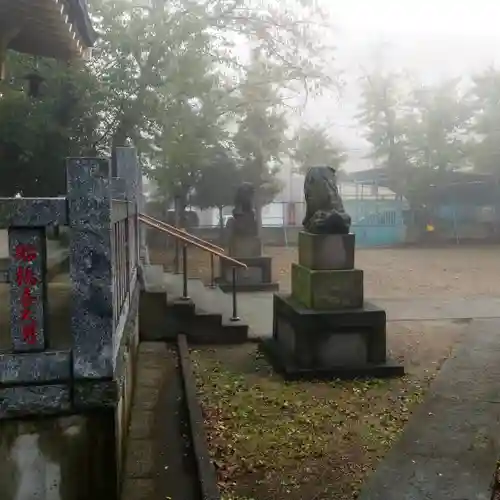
left=192, top=344, right=432, bottom=500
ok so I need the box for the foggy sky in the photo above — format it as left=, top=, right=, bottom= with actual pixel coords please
left=304, top=1, right=500, bottom=171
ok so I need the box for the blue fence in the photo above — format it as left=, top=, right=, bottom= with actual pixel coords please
left=344, top=199, right=406, bottom=247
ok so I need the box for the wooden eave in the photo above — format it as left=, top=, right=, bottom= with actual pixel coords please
left=0, top=0, right=97, bottom=61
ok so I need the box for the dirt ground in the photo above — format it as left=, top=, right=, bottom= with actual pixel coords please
left=192, top=320, right=468, bottom=500
left=152, top=243, right=497, bottom=499
left=150, top=244, right=500, bottom=298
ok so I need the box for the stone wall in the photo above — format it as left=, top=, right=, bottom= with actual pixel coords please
left=0, top=147, right=144, bottom=499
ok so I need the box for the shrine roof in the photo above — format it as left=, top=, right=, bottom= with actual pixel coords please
left=0, top=0, right=97, bottom=61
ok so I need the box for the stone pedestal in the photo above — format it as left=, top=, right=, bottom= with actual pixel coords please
left=298, top=231, right=355, bottom=270
left=217, top=255, right=279, bottom=292
left=228, top=235, right=262, bottom=258
left=291, top=264, right=363, bottom=310
left=217, top=228, right=279, bottom=292
left=261, top=232, right=404, bottom=380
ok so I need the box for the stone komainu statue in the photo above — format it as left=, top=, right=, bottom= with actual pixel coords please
left=227, top=182, right=258, bottom=236
left=302, top=166, right=351, bottom=234
left=233, top=182, right=256, bottom=216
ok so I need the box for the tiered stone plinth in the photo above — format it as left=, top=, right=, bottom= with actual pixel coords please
left=261, top=232, right=404, bottom=379
left=216, top=234, right=279, bottom=292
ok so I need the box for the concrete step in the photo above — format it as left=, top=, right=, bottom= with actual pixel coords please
left=163, top=274, right=236, bottom=322
left=141, top=269, right=248, bottom=344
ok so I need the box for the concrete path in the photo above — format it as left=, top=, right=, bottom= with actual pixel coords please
left=358, top=318, right=500, bottom=500
left=239, top=292, right=500, bottom=338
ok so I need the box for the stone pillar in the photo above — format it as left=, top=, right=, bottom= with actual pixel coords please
left=261, top=232, right=404, bottom=379
left=66, top=158, right=113, bottom=380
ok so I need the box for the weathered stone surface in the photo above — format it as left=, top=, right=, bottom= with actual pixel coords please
left=273, top=294, right=388, bottom=369
left=9, top=227, right=48, bottom=352
left=115, top=147, right=141, bottom=277
left=111, top=200, right=129, bottom=224
left=129, top=409, right=155, bottom=439
left=261, top=338, right=403, bottom=380
left=303, top=166, right=351, bottom=234
left=115, top=147, right=139, bottom=206
left=73, top=380, right=118, bottom=409
left=219, top=256, right=278, bottom=292
left=229, top=182, right=258, bottom=236
left=114, top=280, right=140, bottom=375
left=224, top=265, right=263, bottom=285
left=122, top=478, right=155, bottom=500
left=275, top=316, right=368, bottom=368
left=227, top=234, right=262, bottom=258
left=112, top=192, right=129, bottom=225
left=66, top=157, right=113, bottom=379
left=318, top=333, right=367, bottom=367
left=0, top=197, right=68, bottom=228
left=291, top=263, right=363, bottom=310
left=111, top=176, right=127, bottom=200
left=0, top=385, right=70, bottom=418
left=298, top=231, right=355, bottom=270
left=125, top=439, right=154, bottom=478
left=223, top=256, right=272, bottom=282
left=0, top=351, right=71, bottom=385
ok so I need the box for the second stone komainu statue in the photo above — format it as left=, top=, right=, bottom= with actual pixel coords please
left=216, top=182, right=279, bottom=292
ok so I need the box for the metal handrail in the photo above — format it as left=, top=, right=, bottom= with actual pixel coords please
left=139, top=212, right=224, bottom=253
left=139, top=215, right=246, bottom=268
left=140, top=215, right=244, bottom=321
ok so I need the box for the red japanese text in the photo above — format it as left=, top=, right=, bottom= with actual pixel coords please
left=14, top=243, right=39, bottom=345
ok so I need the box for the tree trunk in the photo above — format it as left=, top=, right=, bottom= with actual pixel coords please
left=255, top=152, right=264, bottom=237
left=218, top=206, right=224, bottom=245
left=255, top=197, right=263, bottom=238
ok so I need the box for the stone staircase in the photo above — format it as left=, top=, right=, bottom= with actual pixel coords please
left=140, top=265, right=249, bottom=344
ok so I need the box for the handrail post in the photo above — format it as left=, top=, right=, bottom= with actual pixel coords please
left=181, top=243, right=189, bottom=299
left=230, top=266, right=239, bottom=321
left=209, top=253, right=215, bottom=288
left=174, top=238, right=180, bottom=274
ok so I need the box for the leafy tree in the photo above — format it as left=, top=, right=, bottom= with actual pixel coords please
left=292, top=124, right=346, bottom=173
left=232, top=49, right=288, bottom=228
left=148, top=95, right=226, bottom=225
left=88, top=0, right=216, bottom=154
left=0, top=53, right=101, bottom=196
left=357, top=70, right=473, bottom=208
left=468, top=68, right=500, bottom=174
left=191, top=148, right=241, bottom=236
left=405, top=78, right=470, bottom=172
left=0, top=0, right=338, bottom=203
left=356, top=69, right=412, bottom=202
left=357, top=71, right=409, bottom=168
left=89, top=0, right=336, bottom=150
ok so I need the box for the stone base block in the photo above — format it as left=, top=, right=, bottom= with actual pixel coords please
left=218, top=256, right=279, bottom=292
left=227, top=235, right=262, bottom=258
left=270, top=294, right=404, bottom=377
left=299, top=232, right=355, bottom=270
left=260, top=338, right=404, bottom=381
left=291, top=263, right=363, bottom=310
